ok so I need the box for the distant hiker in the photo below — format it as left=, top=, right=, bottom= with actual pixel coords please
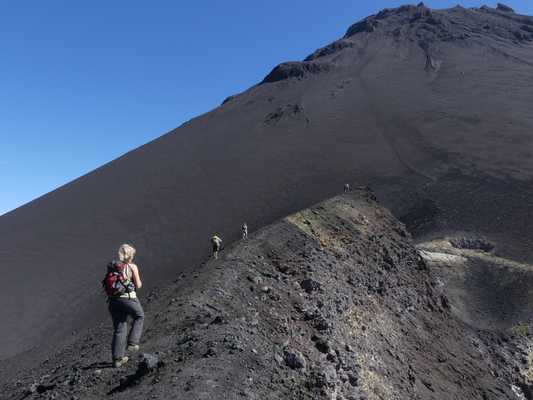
left=242, top=223, right=248, bottom=240
left=344, top=183, right=351, bottom=193
left=102, top=244, right=145, bottom=368
left=211, top=234, right=222, bottom=259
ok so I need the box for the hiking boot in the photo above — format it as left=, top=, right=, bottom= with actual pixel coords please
left=127, top=344, right=140, bottom=353
left=113, top=356, right=129, bottom=368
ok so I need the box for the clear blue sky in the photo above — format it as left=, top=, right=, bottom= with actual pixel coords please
left=0, top=0, right=531, bottom=215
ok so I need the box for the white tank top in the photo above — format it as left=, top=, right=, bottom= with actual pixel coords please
left=119, top=263, right=136, bottom=298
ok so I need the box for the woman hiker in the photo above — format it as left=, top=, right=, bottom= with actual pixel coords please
left=104, top=244, right=145, bottom=368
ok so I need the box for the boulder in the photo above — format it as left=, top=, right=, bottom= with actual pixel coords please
left=138, top=353, right=161, bottom=373
left=284, top=350, right=306, bottom=369
left=496, top=3, right=514, bottom=13
left=300, top=278, right=321, bottom=293
left=262, top=61, right=331, bottom=84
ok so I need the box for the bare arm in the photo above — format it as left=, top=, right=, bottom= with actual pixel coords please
left=130, top=263, right=142, bottom=290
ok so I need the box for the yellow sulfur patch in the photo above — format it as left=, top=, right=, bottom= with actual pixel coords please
left=347, top=309, right=365, bottom=337
left=357, top=354, right=394, bottom=400
left=286, top=208, right=353, bottom=254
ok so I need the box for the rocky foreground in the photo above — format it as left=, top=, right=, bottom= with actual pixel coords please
left=2, top=189, right=530, bottom=399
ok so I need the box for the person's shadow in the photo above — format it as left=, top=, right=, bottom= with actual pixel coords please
left=81, top=361, right=114, bottom=370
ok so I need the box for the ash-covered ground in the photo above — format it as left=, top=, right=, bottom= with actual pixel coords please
left=2, top=189, right=531, bottom=400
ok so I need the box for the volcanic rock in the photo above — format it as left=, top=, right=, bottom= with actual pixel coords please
left=284, top=350, right=306, bottom=370
left=0, top=191, right=529, bottom=399
left=497, top=3, right=515, bottom=13
left=262, top=61, right=331, bottom=84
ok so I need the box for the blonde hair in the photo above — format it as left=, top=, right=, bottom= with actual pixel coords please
left=118, top=244, right=136, bottom=263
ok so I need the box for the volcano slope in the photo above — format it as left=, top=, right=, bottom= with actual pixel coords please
left=1, top=189, right=529, bottom=400
left=2, top=2, right=533, bottom=367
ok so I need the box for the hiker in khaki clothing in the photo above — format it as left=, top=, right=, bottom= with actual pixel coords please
left=211, top=234, right=222, bottom=259
left=242, top=223, right=248, bottom=240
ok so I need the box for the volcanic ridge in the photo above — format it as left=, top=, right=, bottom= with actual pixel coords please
left=3, top=189, right=532, bottom=400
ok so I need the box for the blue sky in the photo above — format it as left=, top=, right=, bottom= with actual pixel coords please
left=0, top=0, right=531, bottom=215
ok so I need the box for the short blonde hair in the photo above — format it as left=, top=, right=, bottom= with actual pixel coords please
left=118, top=244, right=136, bottom=263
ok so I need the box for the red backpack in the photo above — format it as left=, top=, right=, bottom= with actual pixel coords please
left=102, top=261, right=135, bottom=297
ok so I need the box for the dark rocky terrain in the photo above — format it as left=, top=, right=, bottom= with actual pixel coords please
left=2, top=2, right=533, bottom=393
left=2, top=189, right=531, bottom=399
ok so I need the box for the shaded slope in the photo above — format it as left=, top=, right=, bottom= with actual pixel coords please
left=1, top=190, right=527, bottom=399
left=418, top=237, right=533, bottom=331
left=2, top=2, right=533, bottom=362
